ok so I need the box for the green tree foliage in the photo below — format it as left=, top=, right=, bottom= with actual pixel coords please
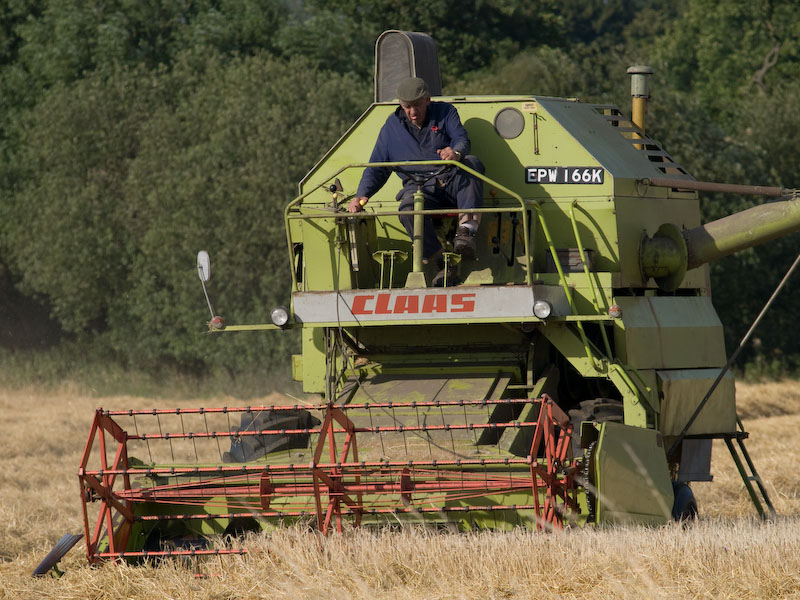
left=654, top=0, right=800, bottom=126
left=117, top=53, right=367, bottom=372
left=3, top=49, right=367, bottom=374
left=456, top=48, right=591, bottom=98
left=706, top=78, right=800, bottom=368
left=0, top=0, right=288, bottom=163
left=647, top=0, right=800, bottom=369
left=11, top=0, right=287, bottom=84
left=4, top=65, right=162, bottom=333
left=293, top=0, right=566, bottom=81
left=455, top=44, right=635, bottom=102
left=274, top=7, right=375, bottom=79
left=2, top=0, right=800, bottom=385
left=0, top=0, right=42, bottom=65
left=557, top=0, right=673, bottom=45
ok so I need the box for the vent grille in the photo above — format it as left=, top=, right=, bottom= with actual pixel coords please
left=591, top=105, right=691, bottom=178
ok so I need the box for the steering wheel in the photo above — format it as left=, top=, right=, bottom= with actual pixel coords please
left=392, top=165, right=452, bottom=187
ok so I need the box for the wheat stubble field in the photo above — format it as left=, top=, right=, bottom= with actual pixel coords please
left=2, top=382, right=800, bottom=599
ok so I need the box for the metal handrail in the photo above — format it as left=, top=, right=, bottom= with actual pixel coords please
left=283, top=160, right=592, bottom=334
left=283, top=160, right=535, bottom=290
left=565, top=200, right=656, bottom=403
left=568, top=200, right=612, bottom=367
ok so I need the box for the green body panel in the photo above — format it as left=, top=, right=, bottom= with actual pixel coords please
left=612, top=195, right=707, bottom=290
left=657, top=368, right=736, bottom=436
left=613, top=296, right=727, bottom=370
left=299, top=217, right=356, bottom=291
left=534, top=198, right=617, bottom=276
left=539, top=323, right=653, bottom=428
left=299, top=327, right=326, bottom=392
left=346, top=373, right=512, bottom=404
left=534, top=99, right=663, bottom=181
left=593, top=422, right=673, bottom=525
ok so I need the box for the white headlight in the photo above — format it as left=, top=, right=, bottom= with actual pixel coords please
left=270, top=306, right=290, bottom=328
left=533, top=300, right=552, bottom=319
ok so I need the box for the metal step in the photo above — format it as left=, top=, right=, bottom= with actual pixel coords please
left=725, top=418, right=776, bottom=520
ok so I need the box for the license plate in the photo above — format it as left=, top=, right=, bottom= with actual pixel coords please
left=525, top=166, right=605, bottom=184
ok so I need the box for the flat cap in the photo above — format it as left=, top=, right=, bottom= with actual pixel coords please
left=397, top=77, right=429, bottom=103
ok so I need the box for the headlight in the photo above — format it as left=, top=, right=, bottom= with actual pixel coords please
left=270, top=306, right=290, bottom=328
left=533, top=299, right=552, bottom=320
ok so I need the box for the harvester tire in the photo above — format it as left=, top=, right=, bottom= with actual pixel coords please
left=671, top=482, right=698, bottom=522
left=568, top=398, right=623, bottom=454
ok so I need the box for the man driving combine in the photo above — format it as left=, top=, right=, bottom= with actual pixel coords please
left=347, top=77, right=484, bottom=286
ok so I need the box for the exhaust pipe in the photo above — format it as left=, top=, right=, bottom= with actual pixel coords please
left=627, top=65, right=653, bottom=148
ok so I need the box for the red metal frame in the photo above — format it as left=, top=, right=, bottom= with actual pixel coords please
left=79, top=395, right=577, bottom=562
left=78, top=409, right=134, bottom=563
left=526, top=395, right=576, bottom=530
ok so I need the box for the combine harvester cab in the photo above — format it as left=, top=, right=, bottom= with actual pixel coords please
left=77, top=31, right=794, bottom=563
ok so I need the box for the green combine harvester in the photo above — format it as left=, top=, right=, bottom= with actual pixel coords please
left=74, top=31, right=796, bottom=564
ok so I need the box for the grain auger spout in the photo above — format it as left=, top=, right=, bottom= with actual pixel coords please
left=640, top=178, right=800, bottom=291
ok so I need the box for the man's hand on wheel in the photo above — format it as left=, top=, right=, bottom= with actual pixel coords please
left=437, top=147, right=461, bottom=161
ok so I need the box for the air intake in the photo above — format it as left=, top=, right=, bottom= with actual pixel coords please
left=375, top=30, right=442, bottom=103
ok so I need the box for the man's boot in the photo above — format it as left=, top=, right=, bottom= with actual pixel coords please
left=453, top=222, right=477, bottom=260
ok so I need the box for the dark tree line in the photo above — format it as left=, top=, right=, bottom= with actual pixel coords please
left=0, top=0, right=798, bottom=384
